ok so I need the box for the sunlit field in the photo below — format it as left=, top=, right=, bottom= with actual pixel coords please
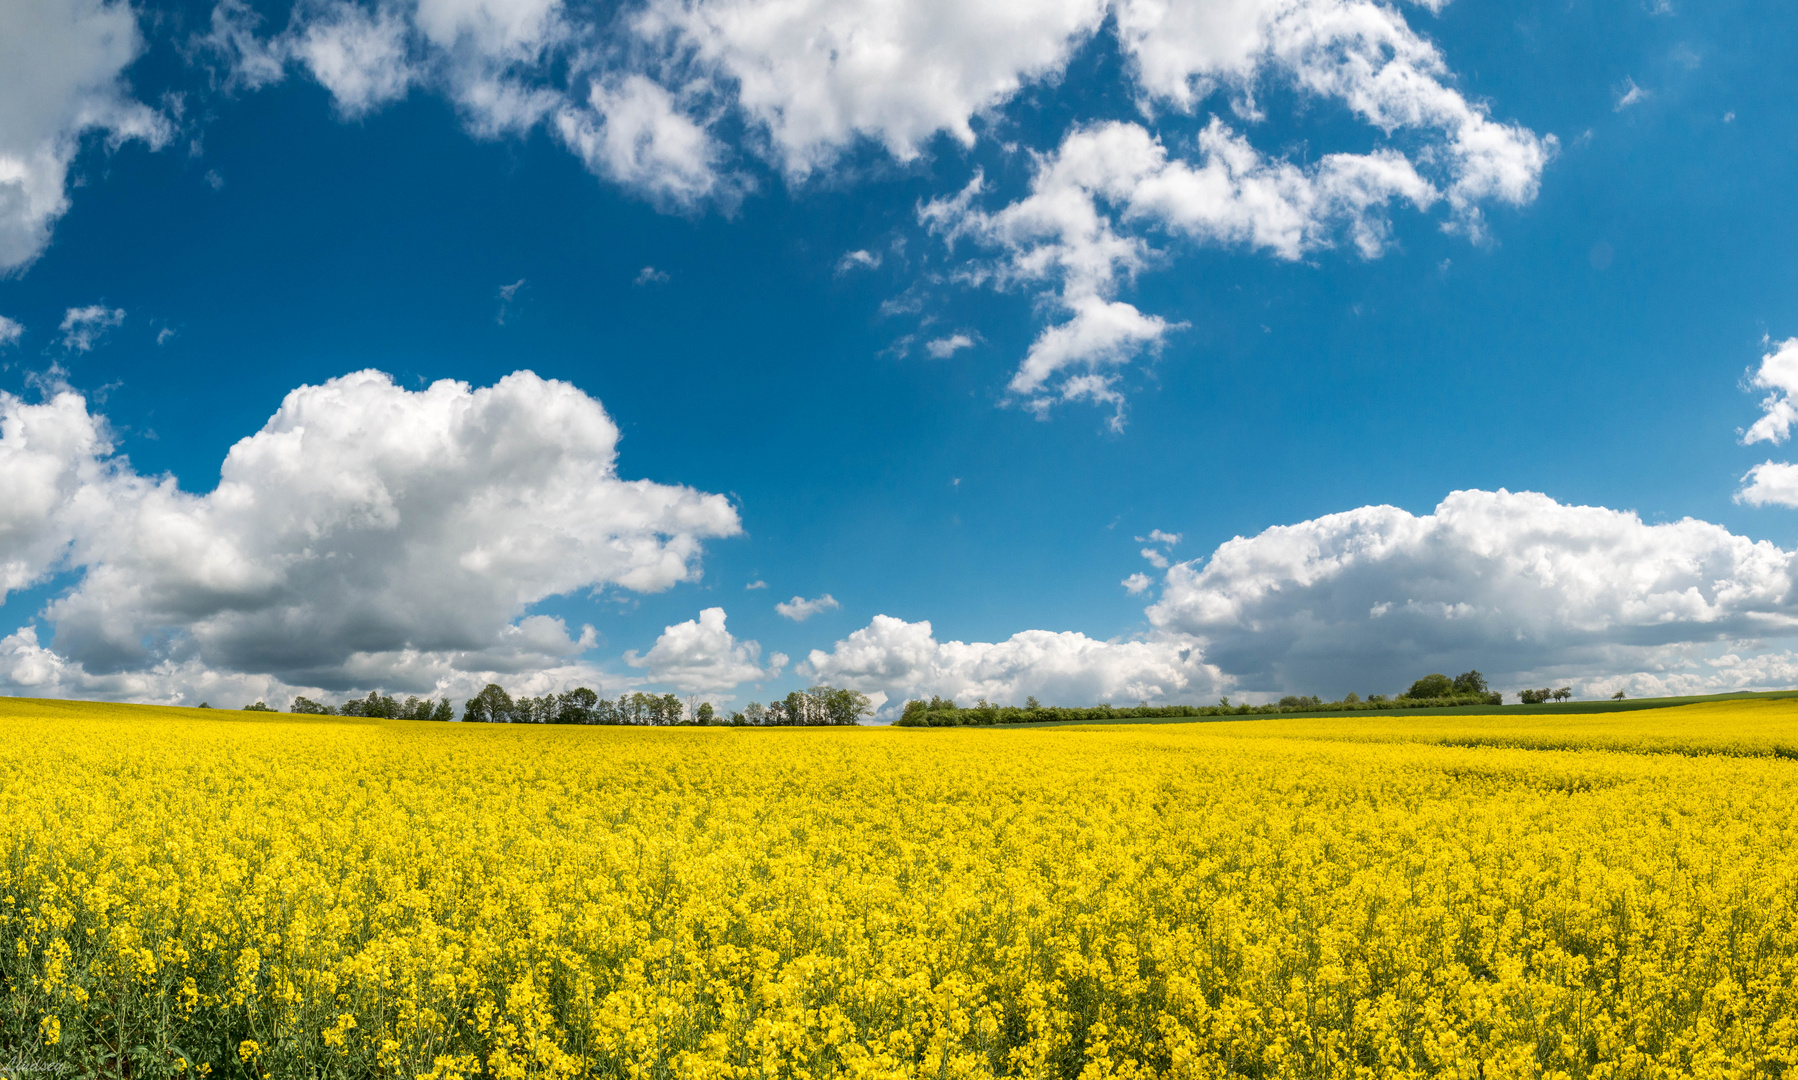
left=3, top=697, right=1797, bottom=1079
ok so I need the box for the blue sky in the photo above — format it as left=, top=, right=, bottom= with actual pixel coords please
left=4, top=0, right=1798, bottom=712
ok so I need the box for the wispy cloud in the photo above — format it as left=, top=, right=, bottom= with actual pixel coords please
left=836, top=249, right=880, bottom=274
left=59, top=306, right=126, bottom=352
left=776, top=594, right=841, bottom=621
left=926, top=333, right=975, bottom=359
left=496, top=279, right=527, bottom=325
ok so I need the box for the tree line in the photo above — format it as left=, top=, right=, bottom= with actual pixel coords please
left=254, top=684, right=873, bottom=726
left=893, top=671, right=1570, bottom=727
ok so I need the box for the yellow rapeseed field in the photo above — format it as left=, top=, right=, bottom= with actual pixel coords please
left=2, top=696, right=1797, bottom=1079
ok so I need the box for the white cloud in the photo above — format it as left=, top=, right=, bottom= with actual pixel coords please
left=0, top=316, right=21, bottom=348
left=1736, top=339, right=1798, bottom=508
left=925, top=333, right=975, bottom=359
left=924, top=117, right=1453, bottom=419
left=0, top=369, right=741, bottom=703
left=634, top=265, right=671, bottom=285
left=744, top=578, right=766, bottom=589
left=0, top=619, right=637, bottom=709
left=1145, top=528, right=1180, bottom=546
left=1147, top=488, right=1798, bottom=695
left=201, top=0, right=290, bottom=91
left=1614, top=77, right=1649, bottom=111
left=912, top=0, right=1550, bottom=422
left=1737, top=462, right=1798, bottom=509
left=58, top=305, right=125, bottom=352
left=203, top=0, right=565, bottom=137
left=799, top=489, right=1798, bottom=710
left=625, top=606, right=781, bottom=691
left=1741, top=338, right=1798, bottom=446
left=775, top=593, right=840, bottom=621
left=1110, top=0, right=1550, bottom=222
left=1140, top=546, right=1169, bottom=569
left=554, top=75, right=729, bottom=208
left=292, top=2, right=415, bottom=117
left=0, top=387, right=112, bottom=598
left=1011, top=297, right=1176, bottom=425
left=800, top=614, right=1222, bottom=711
left=635, top=0, right=1108, bottom=178
left=836, top=249, right=880, bottom=273
left=0, top=0, right=170, bottom=273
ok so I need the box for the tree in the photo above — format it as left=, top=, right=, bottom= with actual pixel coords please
left=696, top=701, right=716, bottom=725
left=557, top=687, right=599, bottom=724
left=811, top=686, right=872, bottom=725
left=1554, top=687, right=1573, bottom=703
left=291, top=696, right=334, bottom=715
left=1611, top=690, right=1626, bottom=701
left=428, top=699, right=454, bottom=721
left=1452, top=670, right=1489, bottom=695
left=243, top=701, right=274, bottom=712
left=1404, top=673, right=1455, bottom=700
left=463, top=683, right=514, bottom=723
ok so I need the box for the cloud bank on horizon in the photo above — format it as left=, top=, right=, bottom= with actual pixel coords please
left=8, top=0, right=1548, bottom=422
left=6, top=370, right=1798, bottom=712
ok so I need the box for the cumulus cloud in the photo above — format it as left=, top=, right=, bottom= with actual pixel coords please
left=0, top=369, right=741, bottom=705
left=0, top=316, right=21, bottom=348
left=1148, top=488, right=1798, bottom=696
left=800, top=615, right=1222, bottom=712
left=1734, top=339, right=1798, bottom=508
left=1741, top=338, right=1798, bottom=446
left=0, top=387, right=112, bottom=597
left=636, top=0, right=1107, bottom=179
left=799, top=490, right=1798, bottom=711
left=58, top=305, right=125, bottom=352
left=625, top=606, right=782, bottom=691
left=0, top=0, right=169, bottom=273
left=1737, top=462, right=1798, bottom=509
left=923, top=112, right=1483, bottom=418
left=775, top=593, right=839, bottom=621
left=910, top=0, right=1550, bottom=421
